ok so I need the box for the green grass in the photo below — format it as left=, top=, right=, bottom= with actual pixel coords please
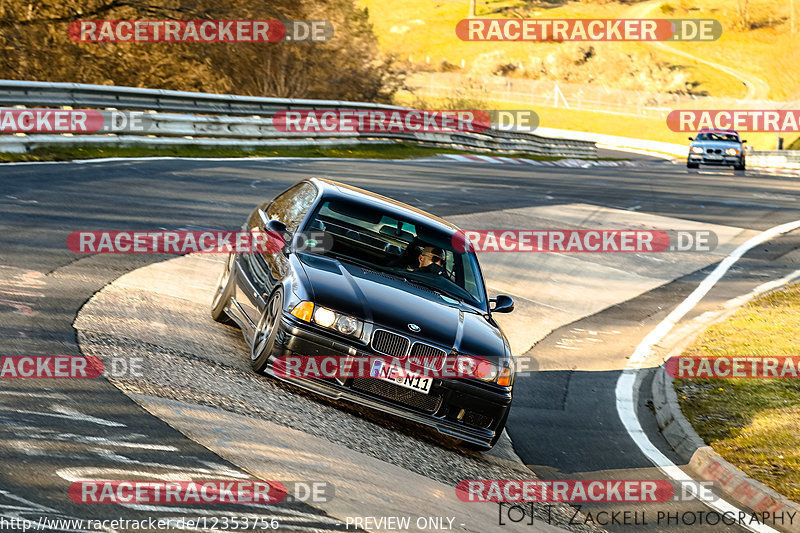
left=675, top=283, right=800, bottom=500
left=0, top=142, right=623, bottom=164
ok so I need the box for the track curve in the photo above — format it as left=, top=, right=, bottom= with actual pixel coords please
left=2, top=155, right=799, bottom=532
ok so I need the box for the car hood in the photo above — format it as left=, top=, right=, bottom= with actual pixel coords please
left=297, top=253, right=508, bottom=359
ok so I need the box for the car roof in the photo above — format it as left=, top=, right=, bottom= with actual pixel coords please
left=697, top=128, right=740, bottom=135
left=305, top=177, right=461, bottom=235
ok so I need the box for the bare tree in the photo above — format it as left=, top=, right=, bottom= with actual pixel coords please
left=0, top=0, right=399, bottom=102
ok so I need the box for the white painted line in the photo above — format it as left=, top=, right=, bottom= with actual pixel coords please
left=629, top=219, right=800, bottom=367
left=50, top=405, right=129, bottom=427
left=497, top=157, right=523, bottom=164
left=0, top=156, right=427, bottom=166
left=616, top=218, right=800, bottom=533
left=0, top=160, right=69, bottom=167
left=1, top=407, right=126, bottom=427
left=80, top=437, right=179, bottom=451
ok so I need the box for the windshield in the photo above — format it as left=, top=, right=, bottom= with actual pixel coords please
left=302, top=198, right=487, bottom=308
left=696, top=132, right=739, bottom=142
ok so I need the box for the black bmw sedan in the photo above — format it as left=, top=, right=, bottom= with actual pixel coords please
left=211, top=178, right=515, bottom=450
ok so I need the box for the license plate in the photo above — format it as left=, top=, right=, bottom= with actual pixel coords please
left=706, top=154, right=722, bottom=160
left=370, top=360, right=432, bottom=394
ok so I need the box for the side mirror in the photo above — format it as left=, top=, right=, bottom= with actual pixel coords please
left=490, top=295, right=514, bottom=313
left=258, top=209, right=288, bottom=236
left=741, top=140, right=748, bottom=143
left=688, top=137, right=694, bottom=141
left=266, top=218, right=288, bottom=236
left=258, top=209, right=289, bottom=253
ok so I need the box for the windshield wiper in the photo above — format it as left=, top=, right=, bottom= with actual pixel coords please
left=323, top=251, right=375, bottom=270
left=323, top=251, right=407, bottom=281
left=404, top=276, right=471, bottom=305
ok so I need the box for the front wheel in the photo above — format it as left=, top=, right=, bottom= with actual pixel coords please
left=251, top=289, right=283, bottom=374
left=734, top=161, right=746, bottom=171
left=211, top=254, right=236, bottom=325
left=687, top=161, right=699, bottom=169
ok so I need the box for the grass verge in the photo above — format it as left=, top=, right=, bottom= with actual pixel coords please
left=0, top=142, right=613, bottom=164
left=675, top=282, right=800, bottom=501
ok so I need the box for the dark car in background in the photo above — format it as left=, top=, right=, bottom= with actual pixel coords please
left=210, top=178, right=515, bottom=450
left=687, top=128, right=747, bottom=170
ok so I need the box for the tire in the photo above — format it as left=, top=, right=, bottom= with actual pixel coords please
left=734, top=161, right=746, bottom=171
left=687, top=161, right=699, bottom=169
left=211, top=253, right=236, bottom=325
left=251, top=288, right=283, bottom=374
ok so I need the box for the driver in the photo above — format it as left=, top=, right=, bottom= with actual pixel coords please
left=409, top=245, right=444, bottom=275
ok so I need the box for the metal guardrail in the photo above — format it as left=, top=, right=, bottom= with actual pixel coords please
left=746, top=150, right=800, bottom=170
left=0, top=79, right=596, bottom=158
left=0, top=79, right=407, bottom=115
left=4, top=80, right=795, bottom=172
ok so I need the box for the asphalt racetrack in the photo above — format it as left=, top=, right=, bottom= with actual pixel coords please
left=1, top=154, right=799, bottom=533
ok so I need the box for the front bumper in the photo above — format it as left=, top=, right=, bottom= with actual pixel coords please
left=688, top=154, right=742, bottom=166
left=267, top=317, right=512, bottom=447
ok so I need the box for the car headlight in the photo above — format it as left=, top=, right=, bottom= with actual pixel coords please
left=690, top=146, right=704, bottom=154
left=313, top=307, right=336, bottom=328
left=726, top=148, right=739, bottom=156
left=290, top=301, right=363, bottom=338
left=335, top=315, right=360, bottom=335
left=455, top=354, right=513, bottom=387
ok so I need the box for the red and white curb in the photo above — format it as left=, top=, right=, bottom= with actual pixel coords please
left=437, top=154, right=800, bottom=177
left=747, top=166, right=800, bottom=178
left=438, top=154, right=640, bottom=167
